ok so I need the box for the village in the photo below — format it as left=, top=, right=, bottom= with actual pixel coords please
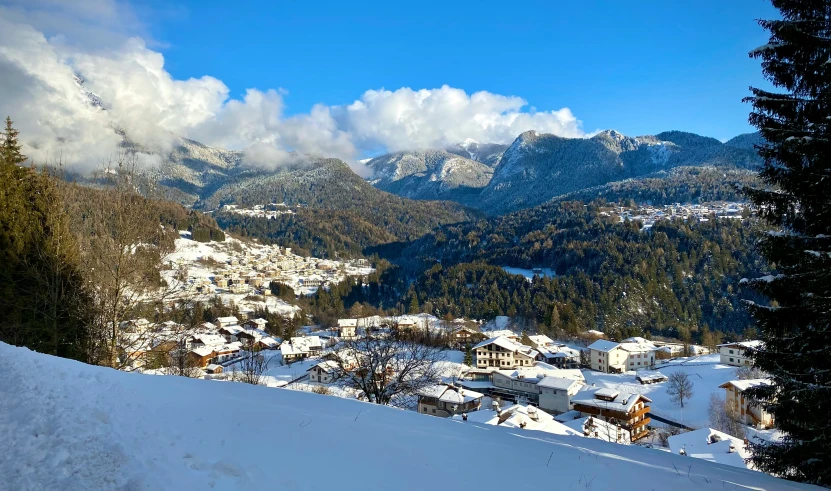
left=602, top=201, right=750, bottom=230
left=218, top=203, right=296, bottom=219
left=121, top=306, right=772, bottom=473
left=164, top=232, right=374, bottom=303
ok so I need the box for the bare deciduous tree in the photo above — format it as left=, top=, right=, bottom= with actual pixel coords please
left=231, top=339, right=270, bottom=385
left=69, top=153, right=181, bottom=369
left=708, top=393, right=746, bottom=439
left=328, top=331, right=445, bottom=406
left=667, top=370, right=694, bottom=408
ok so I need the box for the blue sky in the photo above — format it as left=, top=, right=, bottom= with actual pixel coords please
left=141, top=0, right=777, bottom=141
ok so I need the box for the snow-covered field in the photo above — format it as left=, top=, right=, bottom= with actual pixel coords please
left=1, top=343, right=815, bottom=491
left=584, top=354, right=740, bottom=428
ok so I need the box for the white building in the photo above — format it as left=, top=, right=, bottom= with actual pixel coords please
left=718, top=341, right=762, bottom=367
left=307, top=360, right=341, bottom=384
left=588, top=340, right=627, bottom=373
left=719, top=379, right=775, bottom=429
left=473, top=336, right=538, bottom=369
left=537, top=377, right=584, bottom=414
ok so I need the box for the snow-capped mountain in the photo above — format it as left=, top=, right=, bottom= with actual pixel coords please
left=366, top=149, right=494, bottom=202
left=445, top=139, right=508, bottom=167
left=473, top=129, right=763, bottom=215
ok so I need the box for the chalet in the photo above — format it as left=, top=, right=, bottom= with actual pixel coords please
left=187, top=346, right=217, bottom=368
left=473, top=336, right=538, bottom=369
left=571, top=389, right=652, bottom=441
left=526, top=334, right=555, bottom=349
left=280, top=342, right=306, bottom=364
left=205, top=364, right=223, bottom=374
left=719, top=379, right=774, bottom=429
left=537, top=377, right=584, bottom=414
left=215, top=316, right=239, bottom=328
left=636, top=371, right=668, bottom=384
left=536, top=345, right=581, bottom=369
left=244, top=318, right=268, bottom=331
left=718, top=341, right=762, bottom=367
left=418, top=384, right=484, bottom=417
left=218, top=325, right=243, bottom=342
left=450, top=326, right=487, bottom=348
left=307, top=360, right=341, bottom=384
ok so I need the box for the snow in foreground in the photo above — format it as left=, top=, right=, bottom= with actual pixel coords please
left=0, top=343, right=815, bottom=491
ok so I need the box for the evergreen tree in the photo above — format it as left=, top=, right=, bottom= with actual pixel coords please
left=1, top=116, right=26, bottom=166
left=742, top=2, right=831, bottom=485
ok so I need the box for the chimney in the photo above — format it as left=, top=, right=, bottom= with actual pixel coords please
left=528, top=406, right=539, bottom=421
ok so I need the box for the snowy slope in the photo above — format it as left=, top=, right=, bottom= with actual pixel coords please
left=0, top=343, right=814, bottom=491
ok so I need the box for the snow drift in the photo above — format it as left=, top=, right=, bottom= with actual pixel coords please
left=0, top=342, right=816, bottom=490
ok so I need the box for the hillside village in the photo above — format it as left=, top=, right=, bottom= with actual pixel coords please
left=601, top=201, right=750, bottom=230
left=165, top=233, right=374, bottom=301
left=218, top=203, right=296, bottom=219
left=121, top=306, right=773, bottom=473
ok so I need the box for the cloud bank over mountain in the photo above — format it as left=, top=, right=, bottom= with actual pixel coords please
left=0, top=0, right=587, bottom=174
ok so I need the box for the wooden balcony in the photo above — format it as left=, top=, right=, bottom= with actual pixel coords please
left=629, top=406, right=650, bottom=418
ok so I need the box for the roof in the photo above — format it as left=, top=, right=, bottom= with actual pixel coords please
left=588, top=340, right=620, bottom=352
left=472, top=336, right=519, bottom=351
left=527, top=334, right=554, bottom=347
left=562, top=416, right=631, bottom=445
left=537, top=376, right=581, bottom=391
left=216, top=316, right=239, bottom=324
left=337, top=319, right=358, bottom=327
left=485, top=329, right=517, bottom=339
left=307, top=360, right=339, bottom=373
left=572, top=389, right=652, bottom=414
left=719, top=379, right=772, bottom=393
left=190, top=346, right=215, bottom=357
left=668, top=428, right=750, bottom=469
left=619, top=342, right=656, bottom=354
left=455, top=404, right=582, bottom=437
left=717, top=340, right=763, bottom=349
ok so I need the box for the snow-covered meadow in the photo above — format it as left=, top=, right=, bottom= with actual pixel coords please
left=0, top=343, right=816, bottom=491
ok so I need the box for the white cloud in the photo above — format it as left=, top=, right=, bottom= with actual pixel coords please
left=0, top=1, right=587, bottom=175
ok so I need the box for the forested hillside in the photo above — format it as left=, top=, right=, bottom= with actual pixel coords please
left=210, top=159, right=481, bottom=257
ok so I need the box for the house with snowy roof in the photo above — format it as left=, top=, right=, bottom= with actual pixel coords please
left=538, top=376, right=585, bottom=414
left=335, top=319, right=358, bottom=339
left=588, top=340, right=626, bottom=373
left=473, top=336, right=538, bottom=369
left=244, top=318, right=268, bottom=330
left=490, top=364, right=585, bottom=407
left=561, top=415, right=632, bottom=445
left=571, top=388, right=652, bottom=441
left=215, top=316, right=239, bottom=328
left=535, top=345, right=581, bottom=368
left=454, top=402, right=582, bottom=436
left=307, top=360, right=342, bottom=384
left=668, top=428, right=751, bottom=469
left=449, top=326, right=487, bottom=348
left=417, top=384, right=484, bottom=417
left=718, top=340, right=762, bottom=367
left=719, top=379, right=774, bottom=429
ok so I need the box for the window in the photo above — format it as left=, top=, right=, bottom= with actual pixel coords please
left=729, top=358, right=734, bottom=362
left=729, top=349, right=734, bottom=354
